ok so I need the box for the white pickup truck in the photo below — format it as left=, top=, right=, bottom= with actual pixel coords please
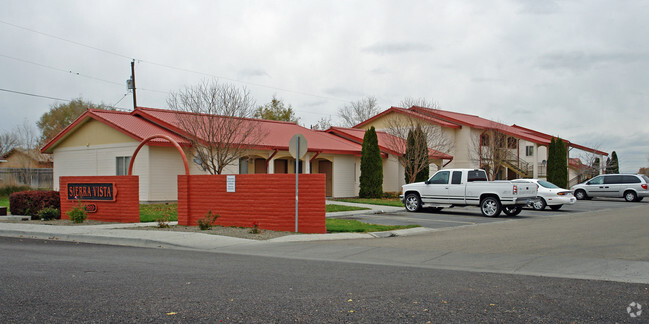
left=400, top=168, right=537, bottom=217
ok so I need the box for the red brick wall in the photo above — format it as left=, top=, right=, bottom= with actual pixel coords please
left=60, top=176, right=139, bottom=223
left=178, top=174, right=326, bottom=233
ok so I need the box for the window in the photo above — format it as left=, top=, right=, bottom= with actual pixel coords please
left=621, top=175, right=641, bottom=184
left=239, top=158, right=249, bottom=174
left=467, top=170, right=488, bottom=182
left=588, top=176, right=604, bottom=185
left=604, top=175, right=623, bottom=184
left=116, top=156, right=131, bottom=176
left=428, top=171, right=450, bottom=184
left=525, top=146, right=534, bottom=157
left=451, top=171, right=462, bottom=184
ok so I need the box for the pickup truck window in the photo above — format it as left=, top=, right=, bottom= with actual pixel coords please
left=467, top=170, right=488, bottom=182
left=451, top=171, right=462, bottom=184
left=429, top=171, right=450, bottom=184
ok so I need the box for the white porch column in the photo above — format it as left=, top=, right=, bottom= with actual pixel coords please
left=267, top=157, right=275, bottom=174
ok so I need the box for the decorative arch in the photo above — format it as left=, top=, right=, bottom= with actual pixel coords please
left=128, top=135, right=190, bottom=176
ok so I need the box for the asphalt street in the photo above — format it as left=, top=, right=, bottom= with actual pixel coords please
left=1, top=237, right=647, bottom=323
left=344, top=197, right=648, bottom=229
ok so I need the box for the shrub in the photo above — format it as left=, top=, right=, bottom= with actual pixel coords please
left=9, top=191, right=60, bottom=219
left=197, top=210, right=220, bottom=230
left=38, top=207, right=60, bottom=221
left=382, top=192, right=400, bottom=199
left=248, top=221, right=261, bottom=234
left=67, top=201, right=87, bottom=223
left=359, top=126, right=383, bottom=198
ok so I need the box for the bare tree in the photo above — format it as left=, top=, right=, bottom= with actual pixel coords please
left=337, top=96, right=381, bottom=127
left=311, top=116, right=333, bottom=130
left=468, top=122, right=517, bottom=180
left=399, top=97, right=440, bottom=109
left=0, top=130, right=19, bottom=158
left=167, top=80, right=268, bottom=175
left=382, top=112, right=453, bottom=181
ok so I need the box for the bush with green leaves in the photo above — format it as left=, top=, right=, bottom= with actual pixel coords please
left=359, top=126, right=383, bottom=198
left=197, top=210, right=220, bottom=230
left=67, top=202, right=87, bottom=223
left=37, top=207, right=60, bottom=221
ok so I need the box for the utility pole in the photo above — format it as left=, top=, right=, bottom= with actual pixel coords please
left=130, top=60, right=137, bottom=109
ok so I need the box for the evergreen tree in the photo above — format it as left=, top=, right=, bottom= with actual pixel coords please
left=547, top=137, right=557, bottom=184
left=359, top=126, right=383, bottom=198
left=414, top=126, right=430, bottom=182
left=404, top=129, right=415, bottom=184
left=555, top=138, right=568, bottom=188
left=606, top=151, right=619, bottom=174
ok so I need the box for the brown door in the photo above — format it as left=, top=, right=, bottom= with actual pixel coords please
left=254, top=159, right=267, bottom=174
left=274, top=159, right=288, bottom=173
left=318, top=160, right=333, bottom=197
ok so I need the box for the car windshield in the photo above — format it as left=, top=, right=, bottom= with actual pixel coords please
left=537, top=180, right=560, bottom=189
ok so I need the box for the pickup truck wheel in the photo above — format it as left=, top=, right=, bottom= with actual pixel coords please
left=480, top=196, right=501, bottom=217
left=503, top=205, right=522, bottom=216
left=404, top=193, right=421, bottom=212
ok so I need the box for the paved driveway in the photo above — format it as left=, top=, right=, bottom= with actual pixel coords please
left=346, top=198, right=648, bottom=229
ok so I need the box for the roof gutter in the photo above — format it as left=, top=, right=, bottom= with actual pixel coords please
left=309, top=151, right=322, bottom=162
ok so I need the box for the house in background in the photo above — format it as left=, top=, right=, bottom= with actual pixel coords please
left=41, top=107, right=432, bottom=202
left=0, top=148, right=53, bottom=188
left=355, top=105, right=607, bottom=184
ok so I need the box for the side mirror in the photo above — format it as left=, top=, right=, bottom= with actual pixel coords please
left=424, top=180, right=431, bottom=185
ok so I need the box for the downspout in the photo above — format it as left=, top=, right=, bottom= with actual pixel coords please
left=266, top=149, right=279, bottom=168
left=442, top=157, right=454, bottom=168
left=309, top=151, right=322, bottom=162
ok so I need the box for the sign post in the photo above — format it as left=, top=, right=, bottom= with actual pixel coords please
left=289, top=134, right=308, bottom=232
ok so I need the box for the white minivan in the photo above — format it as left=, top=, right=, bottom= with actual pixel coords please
left=571, top=174, right=649, bottom=202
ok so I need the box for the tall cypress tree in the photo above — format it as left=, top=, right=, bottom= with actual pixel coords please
left=404, top=129, right=415, bottom=184
left=547, top=137, right=557, bottom=184
left=359, top=126, right=383, bottom=198
left=555, top=138, right=568, bottom=188
left=414, top=126, right=430, bottom=182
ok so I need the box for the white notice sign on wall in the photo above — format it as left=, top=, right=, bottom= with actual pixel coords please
left=226, top=175, right=235, bottom=192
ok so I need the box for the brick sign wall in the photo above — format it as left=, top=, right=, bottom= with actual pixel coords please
left=178, top=174, right=326, bottom=233
left=60, top=176, right=139, bottom=223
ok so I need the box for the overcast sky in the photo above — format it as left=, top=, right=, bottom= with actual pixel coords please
left=1, top=0, right=647, bottom=172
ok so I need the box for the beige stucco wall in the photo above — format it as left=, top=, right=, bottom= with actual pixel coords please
left=56, top=120, right=136, bottom=149
left=52, top=143, right=150, bottom=199
left=382, top=154, right=403, bottom=193
left=333, top=155, right=358, bottom=197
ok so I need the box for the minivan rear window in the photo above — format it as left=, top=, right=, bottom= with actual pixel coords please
left=621, top=175, right=641, bottom=183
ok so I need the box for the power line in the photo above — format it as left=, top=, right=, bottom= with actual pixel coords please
left=0, top=19, right=352, bottom=104
left=0, top=53, right=124, bottom=87
left=0, top=88, right=71, bottom=102
left=0, top=20, right=132, bottom=60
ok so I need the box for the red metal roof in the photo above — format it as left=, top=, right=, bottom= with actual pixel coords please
left=354, top=107, right=461, bottom=129
left=326, top=126, right=453, bottom=160
left=133, top=107, right=363, bottom=155
left=41, top=109, right=190, bottom=153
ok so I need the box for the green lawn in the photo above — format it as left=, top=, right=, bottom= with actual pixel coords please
left=326, top=219, right=419, bottom=233
left=325, top=204, right=369, bottom=213
left=333, top=198, right=403, bottom=207
left=0, top=196, right=9, bottom=209
left=139, top=203, right=178, bottom=222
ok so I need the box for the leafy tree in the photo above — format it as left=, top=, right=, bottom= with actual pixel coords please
left=338, top=96, right=381, bottom=127
left=359, top=126, right=383, bottom=198
left=605, top=151, right=619, bottom=174
left=37, top=98, right=110, bottom=144
left=168, top=80, right=268, bottom=174
left=254, top=95, right=299, bottom=123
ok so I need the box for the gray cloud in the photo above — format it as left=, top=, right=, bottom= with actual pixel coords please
left=324, top=87, right=364, bottom=98
left=237, top=68, right=271, bottom=79
left=362, top=42, right=433, bottom=55
left=515, top=0, right=560, bottom=14
left=536, top=51, right=648, bottom=71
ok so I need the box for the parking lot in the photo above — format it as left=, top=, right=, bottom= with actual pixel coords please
left=346, top=198, right=648, bottom=229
